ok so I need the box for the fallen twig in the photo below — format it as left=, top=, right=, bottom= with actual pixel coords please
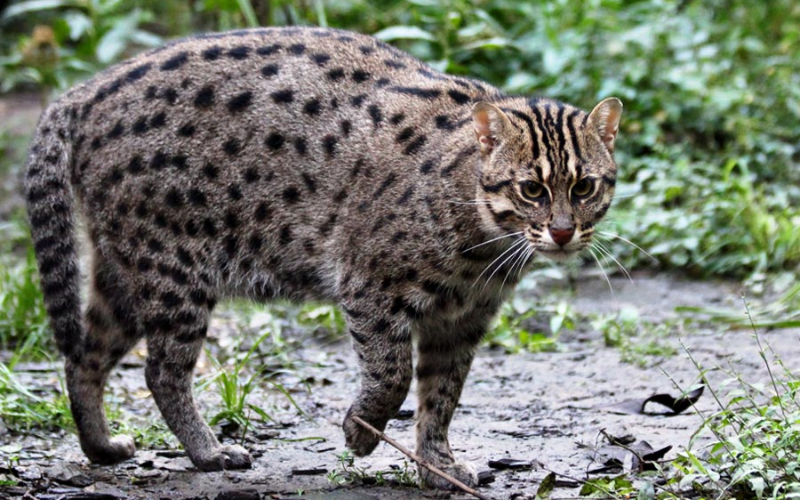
left=352, top=416, right=493, bottom=500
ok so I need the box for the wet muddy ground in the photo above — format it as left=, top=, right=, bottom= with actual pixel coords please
left=2, top=94, right=799, bottom=499
left=3, top=273, right=799, bottom=500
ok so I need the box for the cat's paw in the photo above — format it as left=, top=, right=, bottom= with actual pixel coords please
left=191, top=445, right=253, bottom=471
left=419, top=460, right=478, bottom=490
left=84, top=435, right=136, bottom=465
left=343, top=409, right=382, bottom=457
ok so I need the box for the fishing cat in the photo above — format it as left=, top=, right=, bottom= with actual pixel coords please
left=24, top=26, right=621, bottom=489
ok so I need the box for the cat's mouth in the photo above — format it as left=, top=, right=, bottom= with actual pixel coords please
left=537, top=247, right=580, bottom=262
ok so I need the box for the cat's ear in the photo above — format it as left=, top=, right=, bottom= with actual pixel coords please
left=472, top=102, right=513, bottom=155
left=587, top=97, right=623, bottom=153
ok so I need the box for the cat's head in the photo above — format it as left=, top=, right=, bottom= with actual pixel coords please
left=472, top=97, right=622, bottom=261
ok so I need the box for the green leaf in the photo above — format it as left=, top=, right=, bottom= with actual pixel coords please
left=534, top=472, right=556, bottom=499
left=1, top=0, right=79, bottom=20
left=373, top=26, right=436, bottom=42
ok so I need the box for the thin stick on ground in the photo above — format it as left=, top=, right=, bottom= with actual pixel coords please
left=351, top=416, right=493, bottom=500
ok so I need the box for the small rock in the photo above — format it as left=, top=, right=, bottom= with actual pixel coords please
left=487, top=458, right=533, bottom=471
left=215, top=489, right=261, bottom=500
left=477, top=470, right=496, bottom=485
left=255, top=430, right=280, bottom=440
left=49, top=463, right=95, bottom=487
left=291, top=465, right=327, bottom=475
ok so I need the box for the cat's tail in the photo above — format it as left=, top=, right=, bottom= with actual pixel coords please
left=23, top=103, right=83, bottom=361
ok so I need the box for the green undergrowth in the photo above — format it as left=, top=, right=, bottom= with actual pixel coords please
left=1, top=0, right=798, bottom=281
left=663, top=307, right=800, bottom=499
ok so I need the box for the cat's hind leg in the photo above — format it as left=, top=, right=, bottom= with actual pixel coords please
left=67, top=256, right=142, bottom=464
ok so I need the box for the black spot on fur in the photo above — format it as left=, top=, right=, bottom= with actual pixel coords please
left=188, top=188, right=206, bottom=206
left=279, top=225, right=293, bottom=245
left=373, top=173, right=397, bottom=199
left=303, top=98, right=321, bottom=116
left=390, top=86, right=441, bottom=99
left=150, top=112, right=167, bottom=129
left=170, top=154, right=188, bottom=170
left=194, top=85, right=215, bottom=108
left=294, top=137, right=307, bottom=155
left=282, top=187, right=300, bottom=203
left=266, top=132, right=285, bottom=151
left=228, top=46, right=250, bottom=59
left=326, top=68, right=345, bottom=81
left=227, top=185, right=242, bottom=200
left=203, top=218, right=217, bottom=237
left=397, top=186, right=414, bottom=205
left=107, top=121, right=124, bottom=139
left=261, top=64, right=279, bottom=77
left=255, top=202, right=270, bottom=221
left=126, top=63, right=151, bottom=83
left=163, top=88, right=178, bottom=105
left=396, top=127, right=414, bottom=143
left=165, top=188, right=183, bottom=208
left=150, top=151, right=168, bottom=170
left=202, top=46, right=222, bottom=60
left=447, top=89, right=471, bottom=105
left=340, top=120, right=352, bottom=137
left=301, top=173, right=317, bottom=193
left=435, top=115, right=456, bottom=130
left=257, top=44, right=281, bottom=56
left=311, top=53, right=330, bottom=65
left=384, top=59, right=406, bottom=69
left=243, top=167, right=260, bottom=183
left=227, top=91, right=253, bottom=112
left=403, top=135, right=427, bottom=155
left=350, top=94, right=366, bottom=107
left=368, top=104, right=382, bottom=126
left=420, top=159, right=436, bottom=174
left=390, top=113, right=405, bottom=125
left=223, top=138, right=242, bottom=155
left=161, top=52, right=189, bottom=71
left=284, top=42, right=304, bottom=54
left=132, top=117, right=148, bottom=134
left=202, top=163, right=218, bottom=179
left=161, top=291, right=183, bottom=308
left=178, top=123, right=196, bottom=137
left=352, top=69, right=370, bottom=83
left=270, top=89, right=294, bottom=104
left=224, top=211, right=238, bottom=229
left=323, top=135, right=337, bottom=157
left=128, top=156, right=143, bottom=174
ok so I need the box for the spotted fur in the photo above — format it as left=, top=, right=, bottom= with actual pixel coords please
left=24, top=26, right=621, bottom=487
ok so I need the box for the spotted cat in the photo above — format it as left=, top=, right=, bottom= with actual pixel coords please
left=24, top=26, right=621, bottom=488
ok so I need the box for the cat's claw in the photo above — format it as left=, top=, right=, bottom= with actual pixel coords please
left=191, top=445, right=253, bottom=471
left=85, top=435, right=136, bottom=465
left=419, top=460, right=478, bottom=490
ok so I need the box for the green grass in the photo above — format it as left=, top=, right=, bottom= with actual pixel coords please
left=664, top=306, right=800, bottom=499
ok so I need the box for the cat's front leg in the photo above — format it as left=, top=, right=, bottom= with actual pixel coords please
left=341, top=306, right=413, bottom=456
left=414, top=322, right=485, bottom=489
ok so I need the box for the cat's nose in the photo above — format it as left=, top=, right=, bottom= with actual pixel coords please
left=549, top=226, right=575, bottom=247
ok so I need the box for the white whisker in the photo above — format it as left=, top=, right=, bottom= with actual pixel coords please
left=597, top=231, right=658, bottom=263
left=587, top=247, right=615, bottom=299
left=472, top=237, right=526, bottom=288
left=593, top=241, right=633, bottom=284
left=500, top=242, right=530, bottom=289
left=485, top=239, right=528, bottom=290
left=462, top=231, right=524, bottom=253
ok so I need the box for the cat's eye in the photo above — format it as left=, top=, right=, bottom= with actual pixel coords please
left=572, top=178, right=594, bottom=198
left=520, top=181, right=546, bottom=201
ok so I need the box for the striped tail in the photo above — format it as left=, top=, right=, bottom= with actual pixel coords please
left=24, top=106, right=83, bottom=361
